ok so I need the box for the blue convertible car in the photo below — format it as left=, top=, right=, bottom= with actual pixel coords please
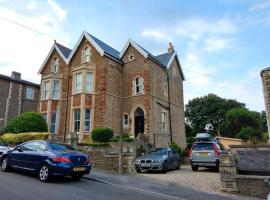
left=0, top=140, right=91, bottom=182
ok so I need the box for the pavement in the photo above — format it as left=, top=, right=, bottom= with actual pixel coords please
left=0, top=167, right=261, bottom=200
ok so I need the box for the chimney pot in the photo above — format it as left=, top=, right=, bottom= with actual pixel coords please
left=168, top=42, right=174, bottom=55
left=11, top=71, right=21, bottom=80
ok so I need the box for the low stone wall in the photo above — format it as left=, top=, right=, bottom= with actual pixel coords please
left=220, top=145, right=270, bottom=199
left=78, top=142, right=136, bottom=173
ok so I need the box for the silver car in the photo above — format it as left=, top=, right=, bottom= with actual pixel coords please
left=134, top=147, right=180, bottom=173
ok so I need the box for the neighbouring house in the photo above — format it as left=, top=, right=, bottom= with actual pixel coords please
left=38, top=31, right=186, bottom=148
left=0, top=71, right=40, bottom=132
left=260, top=67, right=270, bottom=142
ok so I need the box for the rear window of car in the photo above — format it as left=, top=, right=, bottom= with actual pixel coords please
left=192, top=143, right=214, bottom=151
left=49, top=143, right=75, bottom=151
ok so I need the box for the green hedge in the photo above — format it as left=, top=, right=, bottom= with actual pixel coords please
left=0, top=132, right=49, bottom=145
left=91, top=128, right=113, bottom=143
left=4, top=112, right=48, bottom=133
left=78, top=142, right=110, bottom=147
left=111, top=133, right=134, bottom=143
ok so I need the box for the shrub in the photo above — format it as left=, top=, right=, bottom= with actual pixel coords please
left=0, top=132, right=49, bottom=145
left=78, top=142, right=110, bottom=147
left=170, top=141, right=181, bottom=154
left=91, top=128, right=113, bottom=143
left=236, top=126, right=264, bottom=144
left=4, top=112, right=48, bottom=133
left=111, top=133, right=134, bottom=143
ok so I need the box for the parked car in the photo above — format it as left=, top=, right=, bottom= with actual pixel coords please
left=0, top=140, right=10, bottom=157
left=0, top=140, right=92, bottom=182
left=189, top=133, right=227, bottom=171
left=134, top=147, right=180, bottom=173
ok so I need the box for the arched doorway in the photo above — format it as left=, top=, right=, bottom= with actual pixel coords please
left=134, top=107, right=144, bottom=138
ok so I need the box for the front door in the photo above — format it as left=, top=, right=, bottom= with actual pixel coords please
left=135, top=116, right=144, bottom=138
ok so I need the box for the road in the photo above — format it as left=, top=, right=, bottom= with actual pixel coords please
left=0, top=170, right=255, bottom=200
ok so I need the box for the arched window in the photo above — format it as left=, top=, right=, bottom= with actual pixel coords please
left=134, top=76, right=143, bottom=95
left=82, top=46, right=90, bottom=63
left=51, top=57, right=59, bottom=73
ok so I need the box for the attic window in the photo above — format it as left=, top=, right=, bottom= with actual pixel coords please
left=128, top=54, right=135, bottom=61
left=82, top=46, right=90, bottom=63
left=51, top=57, right=59, bottom=73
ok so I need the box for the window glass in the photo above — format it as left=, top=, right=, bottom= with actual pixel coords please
left=84, top=109, right=91, bottom=132
left=164, top=78, right=168, bottom=97
left=21, top=142, right=40, bottom=151
left=74, top=109, right=80, bottom=132
left=135, top=77, right=143, bottom=95
left=49, top=143, right=75, bottom=151
left=50, top=112, right=56, bottom=133
left=123, top=114, right=128, bottom=126
left=52, top=58, right=59, bottom=73
left=150, top=148, right=167, bottom=155
left=42, top=113, right=47, bottom=122
left=82, top=47, right=90, bottom=63
left=192, top=143, right=214, bottom=151
left=52, top=80, right=60, bottom=99
left=44, top=81, right=50, bottom=99
left=26, top=87, right=34, bottom=99
left=86, top=72, right=93, bottom=92
left=75, top=73, right=82, bottom=93
left=162, top=112, right=168, bottom=133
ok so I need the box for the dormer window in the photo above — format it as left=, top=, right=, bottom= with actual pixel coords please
left=134, top=76, right=143, bottom=95
left=52, top=57, right=59, bottom=73
left=82, top=46, right=90, bottom=63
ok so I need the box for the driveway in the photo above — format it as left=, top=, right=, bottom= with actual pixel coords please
left=140, top=164, right=221, bottom=194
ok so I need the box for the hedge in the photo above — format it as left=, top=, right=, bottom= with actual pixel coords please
left=0, top=132, right=49, bottom=145
left=4, top=112, right=48, bottom=133
left=78, top=142, right=110, bottom=147
left=91, top=128, right=113, bottom=143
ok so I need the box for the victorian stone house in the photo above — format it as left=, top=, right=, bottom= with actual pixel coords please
left=0, top=71, right=40, bottom=132
left=38, top=31, right=186, bottom=147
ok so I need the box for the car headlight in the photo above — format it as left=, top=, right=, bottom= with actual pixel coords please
left=152, top=160, right=162, bottom=163
left=135, top=159, right=140, bottom=164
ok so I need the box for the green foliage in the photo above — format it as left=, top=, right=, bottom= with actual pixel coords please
left=170, top=141, right=181, bottom=154
left=78, top=142, right=110, bottom=147
left=185, top=94, right=245, bottom=136
left=236, top=127, right=264, bottom=144
left=111, top=133, right=134, bottom=143
left=181, top=149, right=189, bottom=159
left=4, top=112, right=48, bottom=133
left=263, top=132, right=269, bottom=143
left=0, top=132, right=49, bottom=145
left=91, top=128, right=113, bottom=143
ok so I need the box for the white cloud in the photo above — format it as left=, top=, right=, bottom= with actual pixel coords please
left=249, top=0, right=270, bottom=12
left=141, top=30, right=171, bottom=41
left=203, top=37, right=234, bottom=52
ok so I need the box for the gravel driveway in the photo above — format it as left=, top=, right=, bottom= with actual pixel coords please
left=140, top=164, right=222, bottom=194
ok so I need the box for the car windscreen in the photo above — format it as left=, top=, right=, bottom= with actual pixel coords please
left=192, top=143, right=214, bottom=151
left=49, top=143, right=75, bottom=151
left=150, top=148, right=167, bottom=155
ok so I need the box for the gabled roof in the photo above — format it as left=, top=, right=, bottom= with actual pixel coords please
left=67, top=31, right=122, bottom=64
left=0, top=73, right=40, bottom=88
left=38, top=42, right=71, bottom=74
left=155, top=53, right=172, bottom=66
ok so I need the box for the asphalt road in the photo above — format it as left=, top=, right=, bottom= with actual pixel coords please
left=0, top=170, right=255, bottom=200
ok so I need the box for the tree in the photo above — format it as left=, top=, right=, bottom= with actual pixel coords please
left=185, top=94, right=245, bottom=136
left=236, top=127, right=264, bottom=144
left=4, top=112, right=48, bottom=133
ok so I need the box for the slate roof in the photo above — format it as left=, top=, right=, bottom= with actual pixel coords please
left=155, top=53, right=173, bottom=67
left=85, top=32, right=120, bottom=61
left=55, top=42, right=72, bottom=59
left=0, top=74, right=40, bottom=88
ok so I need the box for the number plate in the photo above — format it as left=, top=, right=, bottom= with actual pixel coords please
left=140, top=163, right=151, bottom=167
left=199, top=152, right=209, bottom=157
left=73, top=167, right=86, bottom=172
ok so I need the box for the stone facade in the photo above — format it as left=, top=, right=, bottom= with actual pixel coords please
left=38, top=32, right=186, bottom=148
left=0, top=72, right=40, bottom=132
left=261, top=68, right=270, bottom=142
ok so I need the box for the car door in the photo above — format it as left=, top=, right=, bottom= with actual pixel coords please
left=167, top=149, right=175, bottom=169
left=10, top=143, right=34, bottom=169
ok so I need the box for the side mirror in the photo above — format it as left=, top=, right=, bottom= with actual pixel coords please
left=16, top=146, right=23, bottom=152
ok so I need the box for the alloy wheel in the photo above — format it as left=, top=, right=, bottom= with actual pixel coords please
left=1, top=157, right=8, bottom=171
left=39, top=165, right=49, bottom=182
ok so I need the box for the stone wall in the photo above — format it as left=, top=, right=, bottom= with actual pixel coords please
left=261, top=69, right=270, bottom=142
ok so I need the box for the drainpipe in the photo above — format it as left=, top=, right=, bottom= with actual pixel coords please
left=167, top=75, right=173, bottom=144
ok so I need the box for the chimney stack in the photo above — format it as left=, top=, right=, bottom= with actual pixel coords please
left=11, top=71, right=21, bottom=80
left=168, top=42, right=174, bottom=55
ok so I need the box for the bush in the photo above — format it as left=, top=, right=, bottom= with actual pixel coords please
left=169, top=141, right=181, bottom=154
left=111, top=133, right=134, bottom=143
left=91, top=128, right=113, bottom=143
left=236, top=126, right=264, bottom=144
left=4, top=112, right=48, bottom=133
left=0, top=132, right=49, bottom=145
left=78, top=142, right=110, bottom=147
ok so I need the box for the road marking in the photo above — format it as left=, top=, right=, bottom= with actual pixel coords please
left=84, top=177, right=187, bottom=200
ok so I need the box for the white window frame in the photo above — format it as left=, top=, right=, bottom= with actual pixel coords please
left=86, top=72, right=93, bottom=93
left=52, top=80, right=60, bottom=99
left=74, top=73, right=82, bottom=93
left=44, top=81, right=50, bottom=100
left=161, top=111, right=168, bottom=134
left=82, top=46, right=90, bottom=63
left=26, top=87, right=34, bottom=100
left=73, top=109, right=81, bottom=132
left=123, top=114, right=129, bottom=127
left=134, top=77, right=143, bottom=95
left=84, top=109, right=91, bottom=132
left=51, top=57, right=59, bottom=73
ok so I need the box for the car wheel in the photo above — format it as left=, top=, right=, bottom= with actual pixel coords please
left=191, top=165, right=199, bottom=172
left=72, top=174, right=83, bottom=181
left=162, top=161, right=168, bottom=173
left=39, top=164, right=51, bottom=182
left=1, top=156, right=10, bottom=172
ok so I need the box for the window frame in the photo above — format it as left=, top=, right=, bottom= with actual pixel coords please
left=84, top=109, right=91, bottom=132
left=134, top=76, right=143, bottom=95
left=26, top=87, right=34, bottom=100
left=164, top=78, right=168, bottom=98
left=51, top=57, right=59, bottom=73
left=82, top=46, right=90, bottom=63
left=123, top=114, right=129, bottom=127
left=161, top=111, right=168, bottom=134
left=44, top=81, right=50, bottom=100
left=74, top=73, right=82, bottom=93
left=73, top=109, right=81, bottom=132
left=86, top=72, right=93, bottom=93
left=52, top=80, right=60, bottom=99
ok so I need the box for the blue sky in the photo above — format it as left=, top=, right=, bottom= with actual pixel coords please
left=0, top=0, right=269, bottom=111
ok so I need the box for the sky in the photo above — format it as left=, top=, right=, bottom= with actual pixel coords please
left=0, top=0, right=269, bottom=112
